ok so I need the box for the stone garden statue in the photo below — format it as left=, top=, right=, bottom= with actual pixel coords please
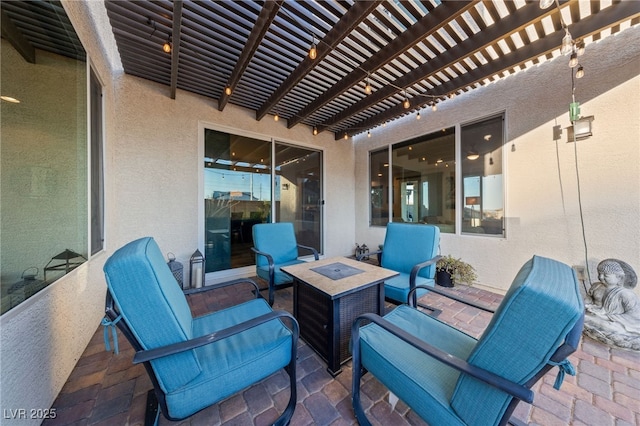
left=584, top=258, right=640, bottom=351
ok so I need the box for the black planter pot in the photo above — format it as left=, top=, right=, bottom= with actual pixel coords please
left=436, top=270, right=454, bottom=287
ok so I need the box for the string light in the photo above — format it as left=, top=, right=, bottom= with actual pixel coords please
left=431, top=103, right=437, bottom=112
left=416, top=111, right=421, bottom=120
left=569, top=53, right=578, bottom=68
left=274, top=113, right=279, bottom=122
left=313, top=126, right=318, bottom=135
left=561, top=29, right=573, bottom=55
left=575, top=65, right=584, bottom=79
left=162, top=37, right=172, bottom=53
left=403, top=90, right=410, bottom=109
left=309, top=34, right=317, bottom=60
left=367, top=130, right=372, bottom=138
left=344, top=133, right=348, bottom=140
left=224, top=86, right=232, bottom=96
left=364, top=73, right=372, bottom=94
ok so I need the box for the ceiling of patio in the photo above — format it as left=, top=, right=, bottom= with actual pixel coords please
left=3, top=1, right=639, bottom=140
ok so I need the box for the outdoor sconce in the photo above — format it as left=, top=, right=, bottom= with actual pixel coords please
left=190, top=249, right=205, bottom=289
left=567, top=116, right=594, bottom=142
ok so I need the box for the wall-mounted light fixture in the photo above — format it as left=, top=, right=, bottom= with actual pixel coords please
left=567, top=116, right=594, bottom=142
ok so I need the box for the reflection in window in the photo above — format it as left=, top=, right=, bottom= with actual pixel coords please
left=274, top=142, right=322, bottom=251
left=204, top=130, right=272, bottom=272
left=369, top=149, right=389, bottom=226
left=461, top=114, right=505, bottom=236
left=1, top=1, right=89, bottom=314
left=391, top=128, right=456, bottom=233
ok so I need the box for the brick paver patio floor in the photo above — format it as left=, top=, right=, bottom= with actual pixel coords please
left=45, top=279, right=639, bottom=425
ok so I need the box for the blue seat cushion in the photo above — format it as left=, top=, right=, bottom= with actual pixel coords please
left=165, top=298, right=294, bottom=419
left=359, top=305, right=476, bottom=426
left=384, top=273, right=434, bottom=304
left=450, top=255, right=583, bottom=425
left=256, top=259, right=306, bottom=286
left=104, top=237, right=201, bottom=393
left=253, top=223, right=299, bottom=267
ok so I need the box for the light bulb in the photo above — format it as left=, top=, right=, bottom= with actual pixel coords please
left=416, top=112, right=421, bottom=120
left=313, top=126, right=318, bottom=135
left=364, top=80, right=372, bottom=94
left=467, top=151, right=480, bottom=160
left=309, top=43, right=317, bottom=60
left=162, top=40, right=171, bottom=53
left=224, top=86, right=232, bottom=96
left=431, top=103, right=437, bottom=112
left=539, top=0, right=555, bottom=9
left=403, top=98, right=410, bottom=109
left=576, top=41, right=585, bottom=56
left=569, top=53, right=578, bottom=68
left=274, top=113, right=279, bottom=122
left=367, top=130, right=371, bottom=138
left=576, top=65, right=584, bottom=79
left=561, top=31, right=573, bottom=55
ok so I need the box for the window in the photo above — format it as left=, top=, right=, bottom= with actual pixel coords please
left=391, top=127, right=456, bottom=232
left=204, top=129, right=323, bottom=273
left=369, top=114, right=505, bottom=236
left=90, top=68, right=104, bottom=254
left=369, top=148, right=389, bottom=226
left=1, top=3, right=91, bottom=314
left=461, top=114, right=504, bottom=236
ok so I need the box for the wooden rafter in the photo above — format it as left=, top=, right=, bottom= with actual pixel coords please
left=337, top=0, right=640, bottom=139
left=218, top=0, right=283, bottom=111
left=255, top=0, right=383, bottom=121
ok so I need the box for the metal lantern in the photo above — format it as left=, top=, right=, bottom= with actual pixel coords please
left=166, top=252, right=184, bottom=289
left=4, top=267, right=46, bottom=313
left=189, top=249, right=205, bottom=289
left=355, top=243, right=369, bottom=261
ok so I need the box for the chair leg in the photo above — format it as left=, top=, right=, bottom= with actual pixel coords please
left=273, top=323, right=299, bottom=426
left=144, top=389, right=160, bottom=426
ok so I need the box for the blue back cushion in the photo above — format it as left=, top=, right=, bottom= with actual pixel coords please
left=103, top=237, right=202, bottom=392
left=252, top=223, right=299, bottom=267
left=381, top=223, right=440, bottom=278
left=450, top=255, right=583, bottom=425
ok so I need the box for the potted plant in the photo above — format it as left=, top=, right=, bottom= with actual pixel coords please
left=436, top=255, right=477, bottom=287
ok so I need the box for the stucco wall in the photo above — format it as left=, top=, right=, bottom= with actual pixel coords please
left=354, top=26, right=640, bottom=294
left=0, top=2, right=116, bottom=423
left=108, top=75, right=356, bottom=269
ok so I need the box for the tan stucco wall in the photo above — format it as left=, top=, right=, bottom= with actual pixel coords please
left=1, top=1, right=638, bottom=422
left=354, top=26, right=640, bottom=294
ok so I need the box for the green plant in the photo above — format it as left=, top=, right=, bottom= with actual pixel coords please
left=436, top=255, right=477, bottom=284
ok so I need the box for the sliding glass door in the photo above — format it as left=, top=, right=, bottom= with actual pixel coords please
left=274, top=142, right=322, bottom=251
left=204, top=129, right=322, bottom=273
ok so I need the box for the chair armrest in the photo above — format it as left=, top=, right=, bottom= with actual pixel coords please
left=357, top=249, right=382, bottom=262
left=408, top=285, right=496, bottom=313
left=407, top=255, right=442, bottom=306
left=251, top=247, right=274, bottom=268
left=352, top=313, right=533, bottom=403
left=183, top=278, right=260, bottom=297
left=133, top=310, right=299, bottom=364
left=297, top=244, right=319, bottom=260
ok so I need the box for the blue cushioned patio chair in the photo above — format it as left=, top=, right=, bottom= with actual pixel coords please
left=252, top=222, right=319, bottom=305
left=360, top=222, right=441, bottom=308
left=352, top=255, right=584, bottom=426
left=103, top=237, right=298, bottom=425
